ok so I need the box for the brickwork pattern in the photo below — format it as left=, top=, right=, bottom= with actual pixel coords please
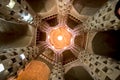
left=49, top=62, right=64, bottom=80
left=0, top=47, right=39, bottom=80
left=78, top=51, right=120, bottom=80
left=83, top=0, right=120, bottom=31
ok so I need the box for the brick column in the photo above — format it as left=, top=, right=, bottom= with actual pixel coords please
left=49, top=53, right=64, bottom=80
left=78, top=51, right=120, bottom=80
left=0, top=0, right=36, bottom=24
left=83, top=0, right=120, bottom=32
left=0, top=46, right=39, bottom=80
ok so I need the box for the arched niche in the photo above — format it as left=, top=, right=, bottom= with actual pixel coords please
left=92, top=30, right=120, bottom=60
left=0, top=19, right=33, bottom=49
left=64, top=66, right=93, bottom=80
left=26, top=0, right=56, bottom=13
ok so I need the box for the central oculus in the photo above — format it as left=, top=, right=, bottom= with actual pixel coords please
left=48, top=26, right=72, bottom=49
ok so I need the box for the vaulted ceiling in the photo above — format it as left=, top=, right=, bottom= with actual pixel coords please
left=0, top=0, right=108, bottom=64
left=28, top=0, right=108, bottom=64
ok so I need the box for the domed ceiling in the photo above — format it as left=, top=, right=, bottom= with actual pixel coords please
left=26, top=0, right=107, bottom=64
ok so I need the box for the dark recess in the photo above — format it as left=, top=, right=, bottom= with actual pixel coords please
left=92, top=30, right=120, bottom=60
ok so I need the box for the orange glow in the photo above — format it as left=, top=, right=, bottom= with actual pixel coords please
left=49, top=26, right=72, bottom=49
left=16, top=60, right=50, bottom=80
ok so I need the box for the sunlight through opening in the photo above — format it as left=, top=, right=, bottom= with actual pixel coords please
left=57, top=35, right=63, bottom=41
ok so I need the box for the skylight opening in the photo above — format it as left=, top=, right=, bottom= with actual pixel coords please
left=48, top=26, right=72, bottom=50
left=19, top=12, right=33, bottom=23
left=0, top=63, right=5, bottom=72
left=6, top=0, right=15, bottom=9
left=57, top=35, right=63, bottom=41
left=20, top=54, right=25, bottom=60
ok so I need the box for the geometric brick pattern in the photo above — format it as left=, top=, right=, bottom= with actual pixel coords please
left=78, top=51, right=120, bottom=80
left=0, top=0, right=35, bottom=24
left=49, top=62, right=64, bottom=80
left=0, top=47, right=39, bottom=80
left=49, top=53, right=64, bottom=80
left=57, top=0, right=72, bottom=16
left=83, top=0, right=120, bottom=32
